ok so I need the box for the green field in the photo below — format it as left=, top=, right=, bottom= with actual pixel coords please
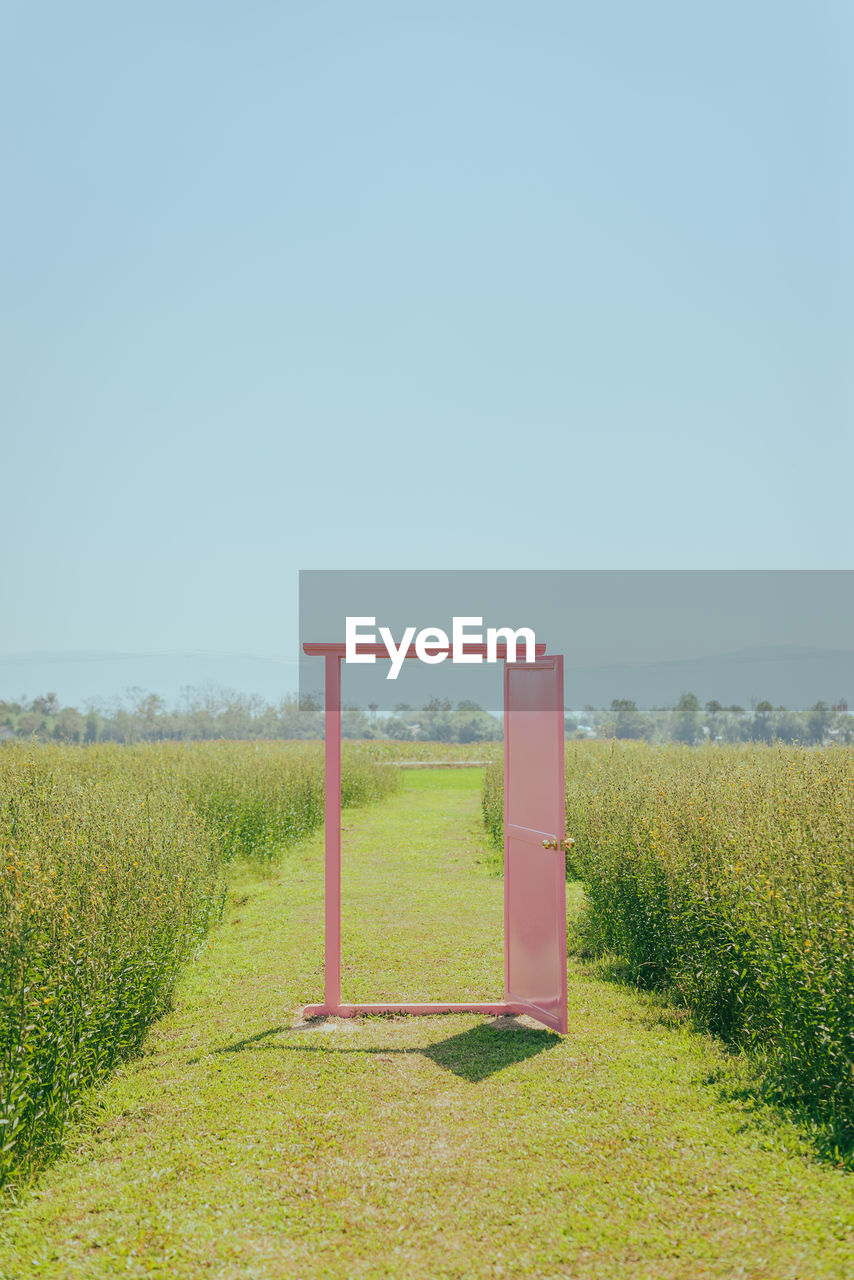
left=0, top=742, right=395, bottom=1189
left=1, top=749, right=852, bottom=1277
left=484, top=741, right=854, bottom=1162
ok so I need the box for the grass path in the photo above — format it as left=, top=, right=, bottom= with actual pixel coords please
left=1, top=770, right=852, bottom=1279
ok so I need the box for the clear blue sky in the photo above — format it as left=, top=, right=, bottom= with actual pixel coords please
left=2, top=2, right=852, bottom=663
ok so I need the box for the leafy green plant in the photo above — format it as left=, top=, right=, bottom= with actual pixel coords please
left=0, top=741, right=397, bottom=1188
left=483, top=741, right=854, bottom=1156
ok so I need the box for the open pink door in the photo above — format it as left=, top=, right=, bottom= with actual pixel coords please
left=503, top=655, right=567, bottom=1033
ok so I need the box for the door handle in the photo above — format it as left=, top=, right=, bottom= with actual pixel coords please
left=541, top=837, right=575, bottom=851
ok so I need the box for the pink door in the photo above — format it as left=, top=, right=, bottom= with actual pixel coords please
left=504, top=655, right=567, bottom=1033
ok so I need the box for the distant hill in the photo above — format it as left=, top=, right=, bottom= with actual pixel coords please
left=564, top=645, right=853, bottom=710
left=0, top=651, right=301, bottom=707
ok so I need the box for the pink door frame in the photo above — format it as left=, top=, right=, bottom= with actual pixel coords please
left=301, top=641, right=567, bottom=1029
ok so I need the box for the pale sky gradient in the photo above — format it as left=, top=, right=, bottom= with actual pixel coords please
left=2, top=2, right=852, bottom=666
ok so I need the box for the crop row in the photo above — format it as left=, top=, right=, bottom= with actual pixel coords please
left=0, top=742, right=395, bottom=1188
left=483, top=741, right=854, bottom=1156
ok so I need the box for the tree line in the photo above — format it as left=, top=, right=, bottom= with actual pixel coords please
left=0, top=688, right=851, bottom=745
left=586, top=693, right=853, bottom=745
left=0, top=689, right=501, bottom=744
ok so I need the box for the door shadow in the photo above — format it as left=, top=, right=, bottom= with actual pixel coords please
left=422, top=1022, right=558, bottom=1082
left=201, top=1018, right=559, bottom=1082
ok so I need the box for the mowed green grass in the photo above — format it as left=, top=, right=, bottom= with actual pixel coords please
left=341, top=769, right=505, bottom=1003
left=1, top=770, right=851, bottom=1279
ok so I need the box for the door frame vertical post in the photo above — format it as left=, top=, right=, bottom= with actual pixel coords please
left=324, top=652, right=342, bottom=1011
left=502, top=657, right=511, bottom=1002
